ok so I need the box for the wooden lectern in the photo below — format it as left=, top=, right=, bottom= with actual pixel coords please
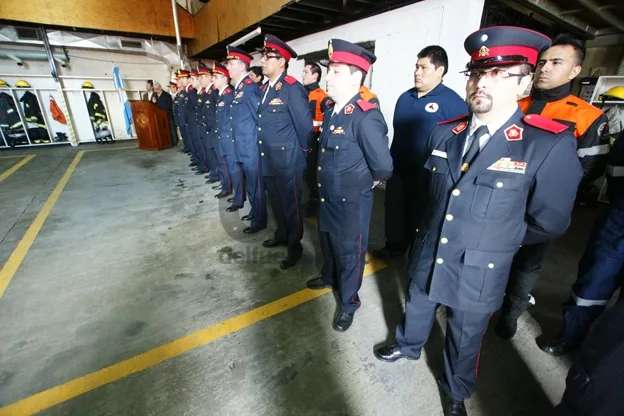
left=129, top=100, right=172, bottom=151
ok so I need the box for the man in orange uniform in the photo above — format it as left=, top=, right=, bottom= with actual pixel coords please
left=359, top=85, right=380, bottom=108
left=495, top=33, right=610, bottom=341
left=302, top=62, right=332, bottom=217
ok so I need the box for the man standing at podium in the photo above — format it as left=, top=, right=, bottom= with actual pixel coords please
left=153, top=81, right=176, bottom=147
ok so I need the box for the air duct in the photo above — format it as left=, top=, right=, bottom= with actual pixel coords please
left=0, top=49, right=68, bottom=67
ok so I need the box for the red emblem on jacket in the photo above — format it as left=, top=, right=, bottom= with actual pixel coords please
left=344, top=104, right=355, bottom=114
left=452, top=122, right=468, bottom=134
left=505, top=124, right=523, bottom=141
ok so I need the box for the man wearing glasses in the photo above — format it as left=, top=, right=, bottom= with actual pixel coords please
left=374, top=26, right=582, bottom=416
left=257, top=34, right=314, bottom=270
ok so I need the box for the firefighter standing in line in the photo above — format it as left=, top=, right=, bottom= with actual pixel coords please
left=178, top=70, right=196, bottom=160
left=197, top=64, right=222, bottom=185
left=226, top=45, right=268, bottom=232
left=373, top=27, right=582, bottom=416
left=213, top=62, right=244, bottom=206
left=187, top=70, right=211, bottom=176
left=174, top=72, right=190, bottom=154
left=372, top=45, right=468, bottom=260
left=257, top=34, right=314, bottom=270
left=495, top=34, right=610, bottom=341
left=302, top=61, right=332, bottom=218
left=305, top=39, right=393, bottom=332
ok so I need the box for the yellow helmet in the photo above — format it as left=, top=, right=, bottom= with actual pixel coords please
left=599, top=86, right=624, bottom=101
left=82, top=81, right=95, bottom=89
left=0, top=79, right=8, bottom=88
left=16, top=80, right=30, bottom=88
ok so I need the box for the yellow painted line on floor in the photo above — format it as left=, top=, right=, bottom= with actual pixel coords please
left=0, top=155, right=35, bottom=183
left=0, top=152, right=84, bottom=299
left=0, top=154, right=35, bottom=159
left=0, top=236, right=387, bottom=415
left=85, top=146, right=137, bottom=152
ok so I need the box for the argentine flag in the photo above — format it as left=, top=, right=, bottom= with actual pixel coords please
left=112, top=66, right=133, bottom=136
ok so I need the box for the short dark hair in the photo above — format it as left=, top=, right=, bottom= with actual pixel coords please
left=517, top=63, right=533, bottom=84
left=348, top=65, right=366, bottom=86
left=147, top=80, right=153, bottom=86
left=306, top=62, right=322, bottom=82
left=551, top=33, right=586, bottom=66
left=250, top=66, right=263, bottom=82
left=417, top=46, right=449, bottom=76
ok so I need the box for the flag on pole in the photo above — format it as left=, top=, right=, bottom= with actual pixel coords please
left=112, top=66, right=133, bottom=136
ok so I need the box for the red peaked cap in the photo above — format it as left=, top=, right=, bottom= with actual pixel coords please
left=213, top=62, right=230, bottom=78
left=464, top=26, right=551, bottom=70
left=226, top=46, right=253, bottom=64
left=327, top=38, right=377, bottom=73
left=198, top=64, right=212, bottom=75
left=263, top=34, right=298, bottom=61
left=189, top=69, right=199, bottom=77
left=177, top=69, right=190, bottom=78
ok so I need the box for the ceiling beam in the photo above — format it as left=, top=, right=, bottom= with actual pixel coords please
left=298, top=0, right=342, bottom=13
left=574, top=0, right=624, bottom=32
left=272, top=14, right=317, bottom=24
left=288, top=4, right=332, bottom=17
left=513, top=0, right=598, bottom=36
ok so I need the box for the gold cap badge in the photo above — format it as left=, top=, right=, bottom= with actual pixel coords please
left=478, top=46, right=490, bottom=57
left=328, top=40, right=333, bottom=60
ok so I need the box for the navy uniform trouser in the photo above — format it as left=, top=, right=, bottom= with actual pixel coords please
left=396, top=284, right=492, bottom=401
left=501, top=240, right=552, bottom=318
left=264, top=173, right=304, bottom=259
left=383, top=169, right=421, bottom=252
left=318, top=190, right=372, bottom=313
left=186, top=122, right=202, bottom=166
left=561, top=204, right=624, bottom=347
left=239, top=157, right=267, bottom=230
left=303, top=134, right=320, bottom=204
left=179, top=124, right=189, bottom=152
left=221, top=154, right=244, bottom=206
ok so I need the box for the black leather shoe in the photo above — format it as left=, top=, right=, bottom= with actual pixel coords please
left=244, top=226, right=265, bottom=234
left=539, top=337, right=578, bottom=357
left=333, top=312, right=355, bottom=332
left=189, top=162, right=197, bottom=167
left=226, top=205, right=242, bottom=212
left=494, top=312, right=518, bottom=340
left=212, top=184, right=222, bottom=190
left=280, top=256, right=300, bottom=270
left=241, top=214, right=253, bottom=221
left=374, top=344, right=419, bottom=362
left=442, top=396, right=467, bottom=416
left=263, top=238, right=287, bottom=248
left=195, top=170, right=206, bottom=175
left=372, top=246, right=405, bottom=259
left=306, top=277, right=333, bottom=290
left=207, top=178, right=219, bottom=184
left=227, top=197, right=234, bottom=203
left=215, top=191, right=231, bottom=199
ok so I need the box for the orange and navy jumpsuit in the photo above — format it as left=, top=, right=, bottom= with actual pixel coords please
left=360, top=85, right=380, bottom=108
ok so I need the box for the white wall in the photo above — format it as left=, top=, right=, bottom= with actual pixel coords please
left=0, top=47, right=171, bottom=145
left=252, top=0, right=485, bottom=140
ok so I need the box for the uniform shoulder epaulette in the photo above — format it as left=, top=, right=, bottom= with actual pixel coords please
left=437, top=114, right=469, bottom=125
left=284, top=75, right=297, bottom=85
left=356, top=98, right=376, bottom=112
left=224, top=87, right=233, bottom=95
left=327, top=99, right=335, bottom=107
left=244, top=78, right=253, bottom=85
left=523, top=114, right=568, bottom=134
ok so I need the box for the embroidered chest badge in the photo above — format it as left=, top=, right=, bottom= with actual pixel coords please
left=452, top=121, right=468, bottom=134
left=332, top=127, right=345, bottom=134
left=425, top=102, right=439, bottom=113
left=344, top=104, right=355, bottom=114
left=276, top=82, right=282, bottom=91
left=505, top=124, right=523, bottom=141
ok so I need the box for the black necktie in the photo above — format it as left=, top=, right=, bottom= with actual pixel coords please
left=462, top=125, right=489, bottom=173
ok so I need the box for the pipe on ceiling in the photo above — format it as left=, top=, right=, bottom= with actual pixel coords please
left=0, top=49, right=68, bottom=67
left=574, top=0, right=624, bottom=33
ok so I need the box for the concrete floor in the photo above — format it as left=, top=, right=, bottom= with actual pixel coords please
left=0, top=141, right=602, bottom=415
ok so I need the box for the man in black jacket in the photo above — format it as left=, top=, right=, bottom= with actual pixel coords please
left=154, top=82, right=176, bottom=146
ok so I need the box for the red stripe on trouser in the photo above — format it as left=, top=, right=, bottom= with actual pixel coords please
left=293, top=173, right=301, bottom=238
left=475, top=313, right=494, bottom=378
left=351, top=233, right=363, bottom=305
left=256, top=161, right=263, bottom=217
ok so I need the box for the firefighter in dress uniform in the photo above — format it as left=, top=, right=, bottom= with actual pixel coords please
left=226, top=46, right=268, bottom=232
left=197, top=64, right=223, bottom=186
left=213, top=62, right=244, bottom=205
left=175, top=71, right=191, bottom=154
left=305, top=39, right=393, bottom=331
left=187, top=70, right=211, bottom=176
left=169, top=80, right=179, bottom=147
left=540, top=130, right=624, bottom=357
left=373, top=27, right=582, bottom=416
left=495, top=34, right=611, bottom=340
left=302, top=62, right=332, bottom=218
left=178, top=70, right=197, bottom=160
left=257, top=34, right=314, bottom=269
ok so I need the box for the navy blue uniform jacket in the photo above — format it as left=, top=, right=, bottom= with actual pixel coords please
left=231, top=75, right=261, bottom=163
left=410, top=109, right=582, bottom=314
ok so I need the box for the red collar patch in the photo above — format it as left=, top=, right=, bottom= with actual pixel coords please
left=276, top=82, right=282, bottom=91
left=505, top=124, right=523, bottom=141
left=345, top=104, right=355, bottom=114
left=452, top=122, right=468, bottom=134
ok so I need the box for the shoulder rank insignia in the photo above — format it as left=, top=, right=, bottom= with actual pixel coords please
left=504, top=124, right=523, bottom=141
left=244, top=78, right=253, bottom=85
left=224, top=87, right=233, bottom=95
left=345, top=104, right=355, bottom=114
left=522, top=114, right=567, bottom=134
left=276, top=82, right=282, bottom=91
left=284, top=75, right=297, bottom=85
left=356, top=99, right=376, bottom=112
left=198, top=98, right=202, bottom=103
left=438, top=114, right=469, bottom=126
left=452, top=122, right=468, bottom=134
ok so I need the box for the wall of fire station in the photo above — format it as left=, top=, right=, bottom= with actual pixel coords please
left=251, top=0, right=485, bottom=141
left=0, top=47, right=171, bottom=145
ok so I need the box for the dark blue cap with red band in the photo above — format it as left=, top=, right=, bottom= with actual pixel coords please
left=464, top=26, right=551, bottom=70
left=327, top=39, right=376, bottom=73
left=263, top=34, right=298, bottom=61
left=226, top=46, right=253, bottom=64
